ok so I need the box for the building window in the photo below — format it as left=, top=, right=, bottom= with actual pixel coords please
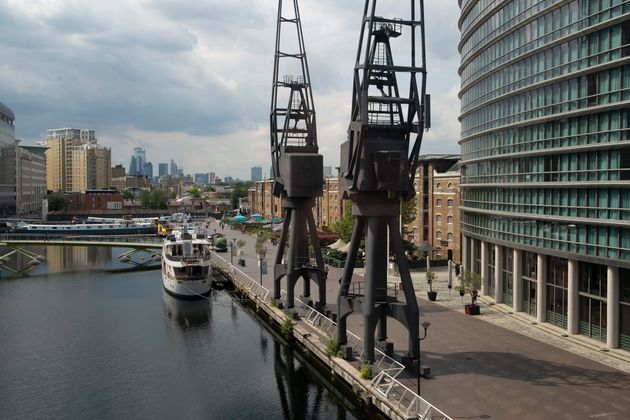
left=447, top=183, right=453, bottom=190
left=436, top=183, right=441, bottom=190
left=447, top=199, right=454, bottom=207
left=436, top=215, right=442, bottom=223
left=436, top=231, right=442, bottom=239
left=578, top=262, right=608, bottom=342
left=447, top=215, right=454, bottom=224
left=447, top=232, right=453, bottom=241
left=546, top=256, right=568, bottom=329
left=436, top=199, right=442, bottom=207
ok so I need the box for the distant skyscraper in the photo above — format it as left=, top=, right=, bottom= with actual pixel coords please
left=129, top=156, right=138, bottom=176
left=144, top=162, right=153, bottom=179
left=209, top=172, right=216, bottom=184
left=170, top=159, right=178, bottom=177
left=158, top=163, right=168, bottom=178
left=195, top=173, right=209, bottom=185
left=129, top=147, right=146, bottom=176
left=323, top=166, right=332, bottom=177
left=251, top=166, right=262, bottom=182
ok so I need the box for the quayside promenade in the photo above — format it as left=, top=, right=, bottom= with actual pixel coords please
left=213, top=218, right=630, bottom=420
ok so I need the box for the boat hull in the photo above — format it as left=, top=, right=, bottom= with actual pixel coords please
left=162, top=276, right=211, bottom=300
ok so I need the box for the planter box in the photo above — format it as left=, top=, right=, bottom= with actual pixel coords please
left=465, top=304, right=480, bottom=315
left=427, top=291, right=437, bottom=301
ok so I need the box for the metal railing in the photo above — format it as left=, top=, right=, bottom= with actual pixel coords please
left=210, top=250, right=450, bottom=420
left=211, top=251, right=270, bottom=301
left=372, top=371, right=451, bottom=420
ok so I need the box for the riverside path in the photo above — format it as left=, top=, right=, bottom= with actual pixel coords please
left=211, top=218, right=630, bottom=419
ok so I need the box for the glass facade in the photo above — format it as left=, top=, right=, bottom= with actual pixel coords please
left=460, top=1, right=630, bottom=266
left=502, top=248, right=514, bottom=305
left=488, top=245, right=496, bottom=295
left=621, top=267, right=630, bottom=350
left=522, top=251, right=538, bottom=315
left=0, top=102, right=16, bottom=217
left=546, top=256, right=568, bottom=328
left=578, top=262, right=608, bottom=341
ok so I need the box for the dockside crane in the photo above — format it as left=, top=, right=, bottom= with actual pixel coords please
left=270, top=0, right=326, bottom=309
left=336, top=0, right=430, bottom=363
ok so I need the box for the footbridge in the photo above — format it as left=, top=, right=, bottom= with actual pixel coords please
left=0, top=234, right=162, bottom=275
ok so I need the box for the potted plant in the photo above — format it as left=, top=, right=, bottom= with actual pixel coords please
left=426, top=271, right=438, bottom=301
left=461, top=270, right=482, bottom=315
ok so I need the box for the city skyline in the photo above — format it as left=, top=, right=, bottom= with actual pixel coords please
left=0, top=1, right=460, bottom=180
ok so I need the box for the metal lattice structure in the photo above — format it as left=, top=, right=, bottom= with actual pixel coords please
left=337, top=0, right=430, bottom=362
left=269, top=0, right=326, bottom=309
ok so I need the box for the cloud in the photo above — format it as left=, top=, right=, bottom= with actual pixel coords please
left=1, top=0, right=462, bottom=179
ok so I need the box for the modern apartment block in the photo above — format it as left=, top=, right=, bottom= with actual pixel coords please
left=459, top=1, right=630, bottom=351
left=16, top=141, right=46, bottom=217
left=0, top=101, right=16, bottom=216
left=45, top=128, right=111, bottom=192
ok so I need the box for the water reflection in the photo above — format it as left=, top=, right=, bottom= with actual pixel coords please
left=46, top=246, right=112, bottom=272
left=0, top=245, right=157, bottom=277
left=162, top=290, right=212, bottom=329
left=274, top=340, right=352, bottom=420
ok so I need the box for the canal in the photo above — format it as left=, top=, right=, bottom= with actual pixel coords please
left=0, top=246, right=360, bottom=419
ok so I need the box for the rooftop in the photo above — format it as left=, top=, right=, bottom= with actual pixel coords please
left=0, top=101, right=15, bottom=122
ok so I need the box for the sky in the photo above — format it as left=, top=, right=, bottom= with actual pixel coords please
left=0, top=0, right=462, bottom=180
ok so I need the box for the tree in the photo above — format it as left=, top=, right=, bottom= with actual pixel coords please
left=231, top=181, right=254, bottom=210
left=401, top=196, right=417, bottom=227
left=189, top=187, right=201, bottom=198
left=139, top=189, right=168, bottom=209
left=204, top=185, right=216, bottom=192
left=330, top=200, right=354, bottom=243
left=47, top=192, right=68, bottom=212
left=123, top=190, right=134, bottom=201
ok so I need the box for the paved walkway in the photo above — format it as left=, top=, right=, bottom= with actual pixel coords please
left=210, top=220, right=630, bottom=419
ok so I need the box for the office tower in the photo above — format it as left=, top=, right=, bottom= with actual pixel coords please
left=158, top=163, right=168, bottom=178
left=0, top=101, right=16, bottom=216
left=195, top=173, right=209, bottom=185
left=251, top=166, right=262, bottom=182
left=170, top=159, right=178, bottom=177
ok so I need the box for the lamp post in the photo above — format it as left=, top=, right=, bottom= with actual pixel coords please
left=258, top=248, right=266, bottom=286
left=230, top=239, right=235, bottom=265
left=417, top=320, right=431, bottom=397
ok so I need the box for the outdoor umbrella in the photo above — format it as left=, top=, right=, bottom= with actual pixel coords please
left=328, top=239, right=347, bottom=250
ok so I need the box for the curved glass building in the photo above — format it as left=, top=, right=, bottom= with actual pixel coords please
left=459, top=1, right=630, bottom=351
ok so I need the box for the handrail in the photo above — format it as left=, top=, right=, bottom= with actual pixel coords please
left=209, top=250, right=450, bottom=419
left=372, top=371, right=452, bottom=420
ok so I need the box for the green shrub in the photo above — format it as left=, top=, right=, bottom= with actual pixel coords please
left=281, top=316, right=293, bottom=338
left=359, top=362, right=372, bottom=379
left=326, top=338, right=341, bottom=358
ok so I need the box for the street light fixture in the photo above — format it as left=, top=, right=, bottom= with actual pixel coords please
left=417, top=320, right=431, bottom=397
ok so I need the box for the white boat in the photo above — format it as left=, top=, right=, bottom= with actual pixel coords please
left=161, top=227, right=213, bottom=299
left=13, top=221, right=156, bottom=235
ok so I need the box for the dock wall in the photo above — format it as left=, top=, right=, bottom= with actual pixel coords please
left=211, top=252, right=451, bottom=420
